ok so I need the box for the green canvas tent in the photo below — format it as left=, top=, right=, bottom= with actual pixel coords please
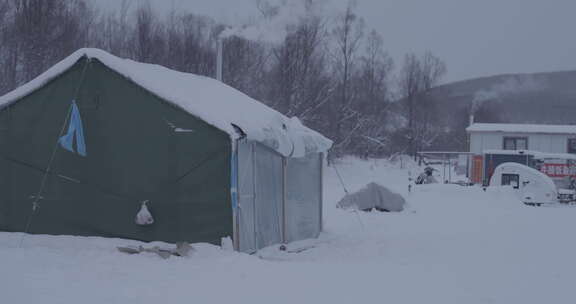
left=0, top=48, right=332, bottom=252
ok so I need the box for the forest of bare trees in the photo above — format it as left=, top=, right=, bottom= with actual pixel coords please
left=0, top=0, right=452, bottom=157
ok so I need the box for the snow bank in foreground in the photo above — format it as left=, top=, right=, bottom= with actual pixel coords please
left=2, top=157, right=576, bottom=304
left=0, top=48, right=332, bottom=157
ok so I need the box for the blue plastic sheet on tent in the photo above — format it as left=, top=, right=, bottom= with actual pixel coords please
left=58, top=100, right=87, bottom=156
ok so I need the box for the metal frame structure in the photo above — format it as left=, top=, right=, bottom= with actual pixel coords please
left=235, top=140, right=323, bottom=253
left=416, top=151, right=474, bottom=184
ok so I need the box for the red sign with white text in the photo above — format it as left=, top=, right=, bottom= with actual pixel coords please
left=540, top=164, right=576, bottom=178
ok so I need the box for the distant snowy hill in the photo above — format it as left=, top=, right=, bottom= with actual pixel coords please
left=433, top=70, right=576, bottom=124
left=423, top=70, right=576, bottom=151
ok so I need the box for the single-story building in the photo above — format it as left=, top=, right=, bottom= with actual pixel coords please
left=467, top=123, right=576, bottom=184
left=0, top=48, right=332, bottom=253
left=467, top=123, right=576, bottom=154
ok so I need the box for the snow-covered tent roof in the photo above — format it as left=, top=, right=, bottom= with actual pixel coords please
left=0, top=48, right=332, bottom=157
left=467, top=123, right=576, bottom=135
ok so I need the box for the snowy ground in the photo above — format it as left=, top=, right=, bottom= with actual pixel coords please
left=2, top=157, right=576, bottom=303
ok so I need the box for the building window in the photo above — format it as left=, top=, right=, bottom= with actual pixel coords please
left=568, top=139, right=576, bottom=154
left=503, top=137, right=528, bottom=150
left=501, top=174, right=520, bottom=189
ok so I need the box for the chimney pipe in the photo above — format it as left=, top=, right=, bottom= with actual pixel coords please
left=469, top=113, right=475, bottom=126
left=216, top=38, right=223, bottom=82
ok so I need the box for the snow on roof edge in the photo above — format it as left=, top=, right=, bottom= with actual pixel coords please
left=0, top=48, right=332, bottom=157
left=0, top=51, right=88, bottom=109
left=467, top=123, right=576, bottom=135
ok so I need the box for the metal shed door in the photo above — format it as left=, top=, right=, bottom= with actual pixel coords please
left=285, top=153, right=322, bottom=243
left=253, top=143, right=284, bottom=249
left=237, top=141, right=256, bottom=253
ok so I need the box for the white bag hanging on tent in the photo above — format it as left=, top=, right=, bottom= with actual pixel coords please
left=135, top=200, right=154, bottom=225
left=221, top=237, right=233, bottom=251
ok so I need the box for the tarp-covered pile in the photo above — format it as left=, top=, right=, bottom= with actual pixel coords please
left=337, top=182, right=405, bottom=212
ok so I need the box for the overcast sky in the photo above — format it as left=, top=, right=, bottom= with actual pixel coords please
left=97, top=0, right=576, bottom=83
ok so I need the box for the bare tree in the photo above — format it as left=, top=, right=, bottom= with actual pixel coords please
left=331, top=0, right=365, bottom=155
left=222, top=36, right=268, bottom=99
left=133, top=1, right=164, bottom=63
left=357, top=30, right=393, bottom=112
left=0, top=0, right=94, bottom=93
left=178, top=14, right=216, bottom=76
left=351, top=30, right=394, bottom=157
left=14, top=0, right=68, bottom=79
left=398, top=51, right=447, bottom=156
left=95, top=0, right=133, bottom=57
left=0, top=0, right=18, bottom=94
left=269, top=4, right=330, bottom=116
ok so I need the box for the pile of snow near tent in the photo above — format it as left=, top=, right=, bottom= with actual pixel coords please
left=337, top=182, right=405, bottom=212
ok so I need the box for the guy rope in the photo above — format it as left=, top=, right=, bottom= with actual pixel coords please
left=19, top=59, right=91, bottom=247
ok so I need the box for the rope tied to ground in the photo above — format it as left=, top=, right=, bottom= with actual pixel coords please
left=19, top=58, right=91, bottom=247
